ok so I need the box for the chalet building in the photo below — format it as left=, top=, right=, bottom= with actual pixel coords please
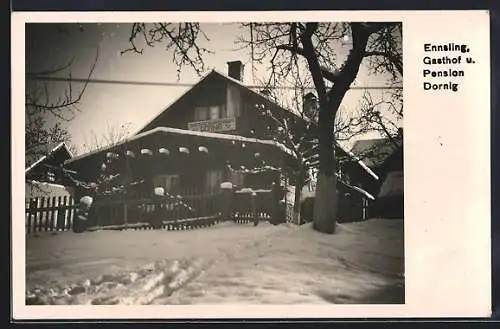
left=25, top=142, right=75, bottom=200
left=348, top=132, right=404, bottom=218
left=63, top=61, right=376, bottom=224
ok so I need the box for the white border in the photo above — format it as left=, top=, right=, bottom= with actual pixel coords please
left=12, top=10, right=491, bottom=319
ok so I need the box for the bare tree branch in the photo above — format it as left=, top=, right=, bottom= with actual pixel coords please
left=26, top=47, right=99, bottom=120
left=124, top=21, right=403, bottom=233
left=122, top=23, right=213, bottom=79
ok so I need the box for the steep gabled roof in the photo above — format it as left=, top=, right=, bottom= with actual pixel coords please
left=135, top=69, right=302, bottom=135
left=25, top=142, right=73, bottom=174
left=79, top=68, right=377, bottom=180
left=136, top=69, right=297, bottom=134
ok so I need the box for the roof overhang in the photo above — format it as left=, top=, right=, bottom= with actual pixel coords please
left=25, top=142, right=74, bottom=175
left=64, top=127, right=297, bottom=180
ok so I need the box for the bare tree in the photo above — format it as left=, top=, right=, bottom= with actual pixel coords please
left=121, top=23, right=212, bottom=79
left=25, top=24, right=99, bottom=166
left=250, top=86, right=318, bottom=224
left=125, top=22, right=403, bottom=234
left=77, top=122, right=132, bottom=155
left=335, top=79, right=403, bottom=169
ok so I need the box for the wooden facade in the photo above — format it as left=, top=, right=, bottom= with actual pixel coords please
left=63, top=62, right=378, bottom=227
left=64, top=65, right=302, bottom=204
left=26, top=142, right=74, bottom=186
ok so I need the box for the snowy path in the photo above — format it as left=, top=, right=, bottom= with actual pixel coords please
left=25, top=219, right=404, bottom=305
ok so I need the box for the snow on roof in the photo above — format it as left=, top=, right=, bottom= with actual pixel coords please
left=343, top=148, right=379, bottom=181
left=25, top=142, right=74, bottom=174
left=350, top=185, right=375, bottom=201
left=65, top=126, right=297, bottom=165
left=130, top=68, right=377, bottom=180
left=351, top=138, right=400, bottom=168
left=336, top=175, right=376, bottom=200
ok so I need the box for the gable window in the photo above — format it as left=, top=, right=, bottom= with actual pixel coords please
left=194, top=106, right=209, bottom=121
left=206, top=170, right=224, bottom=193
left=153, top=174, right=180, bottom=193
left=195, top=104, right=227, bottom=121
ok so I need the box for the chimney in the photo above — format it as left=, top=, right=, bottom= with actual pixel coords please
left=227, top=61, right=244, bottom=82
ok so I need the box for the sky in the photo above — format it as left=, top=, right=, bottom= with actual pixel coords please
left=25, top=22, right=401, bottom=153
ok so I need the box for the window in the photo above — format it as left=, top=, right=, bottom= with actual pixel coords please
left=220, top=104, right=227, bottom=118
left=206, top=170, right=223, bottom=193
left=195, top=105, right=227, bottom=121
left=46, top=171, right=55, bottom=182
left=230, top=171, right=244, bottom=188
left=165, top=175, right=180, bottom=193
left=153, top=174, right=180, bottom=193
left=194, top=106, right=209, bottom=121
left=227, top=85, right=241, bottom=118
left=209, top=105, right=220, bottom=120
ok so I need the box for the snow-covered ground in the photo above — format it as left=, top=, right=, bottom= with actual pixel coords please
left=25, top=219, right=404, bottom=305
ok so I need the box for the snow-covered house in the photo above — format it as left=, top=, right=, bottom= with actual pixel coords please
left=349, top=132, right=404, bottom=218
left=63, top=61, right=376, bottom=223
left=25, top=142, right=75, bottom=200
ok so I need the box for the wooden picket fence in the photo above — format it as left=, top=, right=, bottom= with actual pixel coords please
left=24, top=188, right=291, bottom=235
left=25, top=196, right=77, bottom=235
left=232, top=190, right=275, bottom=223
left=87, top=192, right=221, bottom=229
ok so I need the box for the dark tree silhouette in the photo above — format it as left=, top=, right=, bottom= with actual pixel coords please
left=124, top=22, right=403, bottom=234
left=25, top=24, right=99, bottom=167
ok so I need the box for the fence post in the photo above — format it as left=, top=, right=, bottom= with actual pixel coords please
left=362, top=197, right=367, bottom=220
left=65, top=196, right=71, bottom=230
left=123, top=200, right=128, bottom=228
left=251, top=191, right=258, bottom=226
left=42, top=197, right=52, bottom=232
left=220, top=182, right=233, bottom=222
left=38, top=197, right=46, bottom=232
left=27, top=198, right=37, bottom=235
left=25, top=199, right=31, bottom=235
left=66, top=196, right=73, bottom=231
left=56, top=196, right=63, bottom=230
left=49, top=196, right=57, bottom=231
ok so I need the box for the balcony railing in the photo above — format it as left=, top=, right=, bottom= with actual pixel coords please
left=187, top=117, right=236, bottom=133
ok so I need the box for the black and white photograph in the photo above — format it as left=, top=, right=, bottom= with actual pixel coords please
left=23, top=20, right=404, bottom=306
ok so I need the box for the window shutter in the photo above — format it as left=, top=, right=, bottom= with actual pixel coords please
left=195, top=106, right=209, bottom=121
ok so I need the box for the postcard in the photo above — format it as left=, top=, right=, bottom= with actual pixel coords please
left=12, top=10, right=491, bottom=319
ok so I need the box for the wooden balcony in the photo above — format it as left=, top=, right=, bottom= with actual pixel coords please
left=187, top=117, right=236, bottom=133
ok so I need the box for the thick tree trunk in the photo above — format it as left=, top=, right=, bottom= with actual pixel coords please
left=313, top=172, right=337, bottom=234
left=300, top=23, right=379, bottom=234
left=312, top=91, right=337, bottom=233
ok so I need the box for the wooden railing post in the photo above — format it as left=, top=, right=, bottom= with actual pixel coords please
left=49, top=196, right=57, bottom=231
left=251, top=191, right=258, bottom=226
left=220, top=182, right=234, bottom=222
left=38, top=197, right=46, bottom=232
left=123, top=200, right=128, bottom=228
left=65, top=197, right=72, bottom=231
left=27, top=198, right=37, bottom=235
